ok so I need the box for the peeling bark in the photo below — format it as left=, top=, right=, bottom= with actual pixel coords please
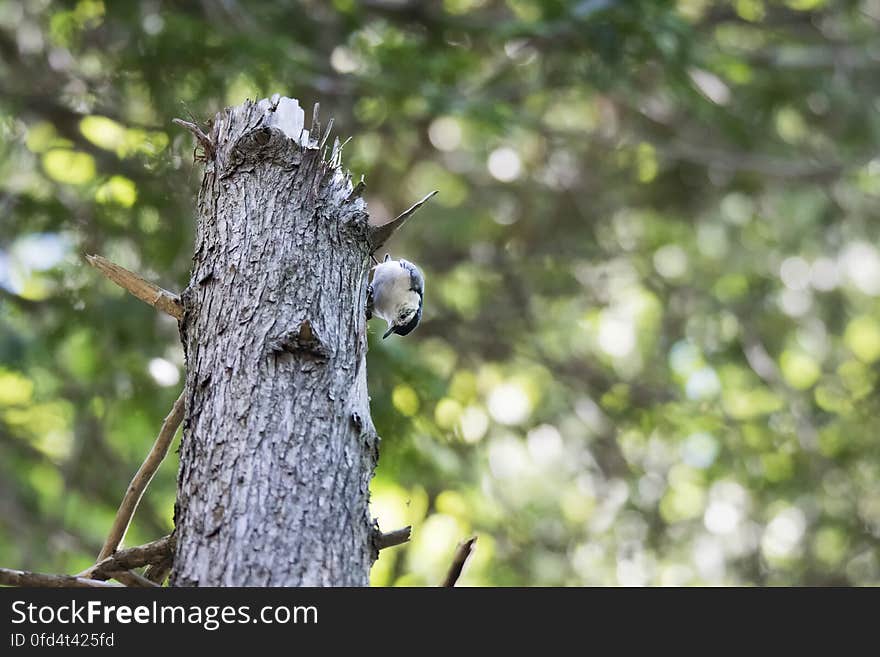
left=170, top=97, right=379, bottom=586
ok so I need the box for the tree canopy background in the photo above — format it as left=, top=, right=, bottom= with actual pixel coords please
left=1, top=0, right=879, bottom=586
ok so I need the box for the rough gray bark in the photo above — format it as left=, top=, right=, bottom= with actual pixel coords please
left=170, top=97, right=380, bottom=586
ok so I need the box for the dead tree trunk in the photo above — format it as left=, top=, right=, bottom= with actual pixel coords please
left=170, top=97, right=381, bottom=586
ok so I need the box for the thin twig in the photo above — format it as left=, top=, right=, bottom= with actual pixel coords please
left=441, top=536, right=477, bottom=587
left=319, top=117, right=335, bottom=150
left=171, top=117, right=215, bottom=159
left=108, top=570, right=160, bottom=588
left=106, top=571, right=143, bottom=587
left=93, top=391, right=186, bottom=565
left=375, top=526, right=412, bottom=551
left=369, top=190, right=438, bottom=252
left=310, top=102, right=321, bottom=147
left=0, top=568, right=123, bottom=588
left=85, top=534, right=176, bottom=580
left=86, top=255, right=184, bottom=320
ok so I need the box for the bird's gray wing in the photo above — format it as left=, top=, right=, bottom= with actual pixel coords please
left=400, top=259, right=424, bottom=296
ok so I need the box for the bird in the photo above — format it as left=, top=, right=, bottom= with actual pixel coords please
left=367, top=254, right=424, bottom=339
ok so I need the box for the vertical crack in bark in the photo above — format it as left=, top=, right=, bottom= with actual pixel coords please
left=171, top=97, right=375, bottom=586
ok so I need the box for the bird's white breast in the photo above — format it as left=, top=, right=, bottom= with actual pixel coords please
left=372, top=261, right=419, bottom=323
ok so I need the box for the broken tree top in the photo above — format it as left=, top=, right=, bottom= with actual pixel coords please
left=222, top=95, right=316, bottom=147
left=172, top=94, right=439, bottom=253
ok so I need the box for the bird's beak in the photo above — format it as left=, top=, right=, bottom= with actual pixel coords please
left=382, top=326, right=395, bottom=339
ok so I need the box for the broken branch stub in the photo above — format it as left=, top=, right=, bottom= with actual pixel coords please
left=442, top=536, right=478, bottom=587
left=369, top=190, right=439, bottom=252
left=86, top=255, right=184, bottom=320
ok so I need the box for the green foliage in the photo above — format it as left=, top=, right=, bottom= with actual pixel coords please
left=1, top=0, right=879, bottom=585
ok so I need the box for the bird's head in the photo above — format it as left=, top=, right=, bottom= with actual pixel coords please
left=383, top=302, right=422, bottom=339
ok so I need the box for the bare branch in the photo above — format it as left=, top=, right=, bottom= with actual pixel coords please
left=0, top=568, right=123, bottom=588
left=108, top=570, right=160, bottom=588
left=368, top=190, right=438, bottom=252
left=375, top=526, right=412, bottom=551
left=93, top=391, right=186, bottom=565
left=144, top=557, right=173, bottom=585
left=441, top=536, right=477, bottom=587
left=172, top=118, right=215, bottom=159
left=86, top=534, right=176, bottom=580
left=86, top=254, right=184, bottom=320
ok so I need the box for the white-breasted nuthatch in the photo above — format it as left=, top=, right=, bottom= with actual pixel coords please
left=367, top=254, right=424, bottom=339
